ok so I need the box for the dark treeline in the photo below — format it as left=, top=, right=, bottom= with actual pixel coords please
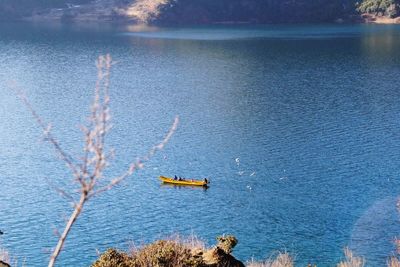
left=158, top=0, right=359, bottom=24
left=1, top=0, right=400, bottom=23
left=0, top=0, right=91, bottom=18
left=158, top=0, right=400, bottom=23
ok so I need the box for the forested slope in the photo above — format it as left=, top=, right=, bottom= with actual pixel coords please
left=158, top=0, right=358, bottom=24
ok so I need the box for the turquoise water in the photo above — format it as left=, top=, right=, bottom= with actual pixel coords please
left=1, top=23, right=400, bottom=266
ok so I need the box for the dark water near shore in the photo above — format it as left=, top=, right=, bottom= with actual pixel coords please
left=1, top=23, right=400, bottom=266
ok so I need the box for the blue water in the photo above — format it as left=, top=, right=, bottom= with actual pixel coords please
left=1, top=23, right=400, bottom=266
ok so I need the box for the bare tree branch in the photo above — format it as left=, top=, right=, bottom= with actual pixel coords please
left=12, top=54, right=178, bottom=267
left=45, top=177, right=76, bottom=206
left=10, top=83, right=80, bottom=181
left=89, top=115, right=179, bottom=198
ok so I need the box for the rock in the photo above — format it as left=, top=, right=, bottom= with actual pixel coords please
left=203, top=247, right=245, bottom=267
left=216, top=235, right=238, bottom=254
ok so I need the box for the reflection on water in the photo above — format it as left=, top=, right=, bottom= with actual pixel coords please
left=361, top=25, right=400, bottom=59
left=121, top=24, right=400, bottom=40
left=1, top=23, right=400, bottom=266
left=125, top=24, right=160, bottom=33
left=350, top=197, right=400, bottom=263
left=160, top=183, right=209, bottom=191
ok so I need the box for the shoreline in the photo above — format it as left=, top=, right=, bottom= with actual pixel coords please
left=16, top=18, right=400, bottom=27
left=7, top=11, right=400, bottom=27
left=361, top=13, right=400, bottom=24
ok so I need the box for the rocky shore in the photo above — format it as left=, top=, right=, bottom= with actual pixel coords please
left=361, top=13, right=400, bottom=23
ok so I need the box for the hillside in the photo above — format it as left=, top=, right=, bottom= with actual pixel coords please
left=1, top=0, right=400, bottom=24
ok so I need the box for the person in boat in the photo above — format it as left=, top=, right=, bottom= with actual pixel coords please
left=174, top=175, right=177, bottom=180
left=178, top=177, right=182, bottom=181
left=204, top=178, right=208, bottom=184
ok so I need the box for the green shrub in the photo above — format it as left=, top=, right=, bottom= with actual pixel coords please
left=357, top=0, right=400, bottom=17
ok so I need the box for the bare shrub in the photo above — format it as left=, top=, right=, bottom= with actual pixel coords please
left=246, top=252, right=294, bottom=267
left=13, top=54, right=178, bottom=267
left=91, top=248, right=133, bottom=267
left=93, top=235, right=206, bottom=267
left=337, top=248, right=364, bottom=267
left=131, top=239, right=203, bottom=267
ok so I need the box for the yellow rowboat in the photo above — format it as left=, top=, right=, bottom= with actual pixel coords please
left=159, top=176, right=209, bottom=187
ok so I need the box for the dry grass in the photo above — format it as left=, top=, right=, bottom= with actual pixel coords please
left=246, top=252, right=294, bottom=267
left=0, top=248, right=10, bottom=264
left=129, top=234, right=206, bottom=256
left=0, top=248, right=21, bottom=267
left=175, top=234, right=206, bottom=252
left=337, top=248, right=365, bottom=267
left=388, top=257, right=400, bottom=267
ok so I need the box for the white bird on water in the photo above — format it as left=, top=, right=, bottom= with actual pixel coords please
left=235, top=158, right=240, bottom=166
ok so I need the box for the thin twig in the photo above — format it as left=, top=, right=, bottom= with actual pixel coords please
left=11, top=55, right=178, bottom=267
left=89, top=115, right=179, bottom=198
left=10, top=83, right=80, bottom=179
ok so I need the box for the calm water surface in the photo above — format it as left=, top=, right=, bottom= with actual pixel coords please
left=1, top=23, right=400, bottom=266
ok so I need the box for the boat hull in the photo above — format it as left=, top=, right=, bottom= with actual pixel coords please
left=159, top=176, right=208, bottom=187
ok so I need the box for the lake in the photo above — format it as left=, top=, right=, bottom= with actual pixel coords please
left=1, top=23, right=400, bottom=266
